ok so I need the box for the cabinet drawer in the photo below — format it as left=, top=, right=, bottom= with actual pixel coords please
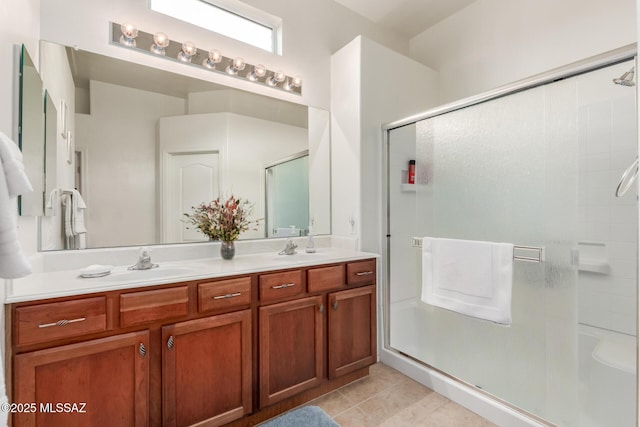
left=307, top=265, right=345, bottom=293
left=198, top=277, right=252, bottom=312
left=120, top=286, right=189, bottom=327
left=346, top=260, right=376, bottom=286
left=259, top=270, right=303, bottom=302
left=15, top=297, right=107, bottom=346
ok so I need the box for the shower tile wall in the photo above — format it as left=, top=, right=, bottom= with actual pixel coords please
left=577, top=66, right=637, bottom=336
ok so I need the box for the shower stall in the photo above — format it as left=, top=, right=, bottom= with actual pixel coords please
left=382, top=47, right=638, bottom=427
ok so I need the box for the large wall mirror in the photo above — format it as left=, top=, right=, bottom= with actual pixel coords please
left=37, top=40, right=330, bottom=251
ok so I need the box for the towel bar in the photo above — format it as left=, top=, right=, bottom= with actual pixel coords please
left=411, top=237, right=545, bottom=263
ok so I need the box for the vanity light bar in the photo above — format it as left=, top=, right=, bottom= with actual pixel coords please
left=109, top=22, right=302, bottom=95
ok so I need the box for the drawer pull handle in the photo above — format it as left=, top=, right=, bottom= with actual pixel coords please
left=213, top=292, right=242, bottom=300
left=333, top=301, right=338, bottom=310
left=38, top=317, right=86, bottom=328
left=167, top=335, right=175, bottom=350
left=355, top=271, right=374, bottom=276
left=139, top=343, right=147, bottom=357
left=271, top=283, right=296, bottom=289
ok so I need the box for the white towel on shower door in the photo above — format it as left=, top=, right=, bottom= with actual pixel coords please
left=420, top=237, right=514, bottom=325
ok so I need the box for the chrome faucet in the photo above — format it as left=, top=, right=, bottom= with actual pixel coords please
left=279, top=239, right=298, bottom=255
left=128, top=247, right=159, bottom=270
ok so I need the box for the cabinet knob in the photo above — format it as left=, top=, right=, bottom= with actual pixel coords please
left=332, top=301, right=338, bottom=310
left=167, top=335, right=175, bottom=350
left=139, top=343, right=147, bottom=357
left=319, top=303, right=324, bottom=314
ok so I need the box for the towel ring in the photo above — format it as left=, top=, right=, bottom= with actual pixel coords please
left=615, top=156, right=639, bottom=198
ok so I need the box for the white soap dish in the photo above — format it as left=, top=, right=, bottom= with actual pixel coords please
left=79, top=264, right=113, bottom=278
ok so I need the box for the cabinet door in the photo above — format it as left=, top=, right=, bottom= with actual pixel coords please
left=162, top=310, right=252, bottom=427
left=14, top=331, right=149, bottom=427
left=328, top=285, right=377, bottom=379
left=259, top=295, right=324, bottom=407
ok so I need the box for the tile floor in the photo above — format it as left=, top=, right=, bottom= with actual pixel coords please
left=307, top=363, right=497, bottom=427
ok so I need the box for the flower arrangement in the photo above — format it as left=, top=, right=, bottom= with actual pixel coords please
left=183, top=195, right=261, bottom=242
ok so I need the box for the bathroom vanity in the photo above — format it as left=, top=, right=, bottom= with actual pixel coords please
left=6, top=251, right=377, bottom=427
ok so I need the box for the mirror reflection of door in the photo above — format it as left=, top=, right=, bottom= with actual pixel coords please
left=265, top=152, right=309, bottom=238
left=165, top=151, right=219, bottom=242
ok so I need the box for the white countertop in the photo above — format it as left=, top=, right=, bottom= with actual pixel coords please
left=7, top=248, right=378, bottom=304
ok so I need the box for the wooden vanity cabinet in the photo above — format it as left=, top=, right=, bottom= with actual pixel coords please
left=162, top=310, right=252, bottom=427
left=13, top=331, right=149, bottom=427
left=258, top=296, right=324, bottom=407
left=328, top=285, right=377, bottom=379
left=257, top=260, right=377, bottom=408
left=8, top=258, right=377, bottom=427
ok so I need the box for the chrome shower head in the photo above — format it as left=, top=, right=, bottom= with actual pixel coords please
left=613, top=67, right=635, bottom=86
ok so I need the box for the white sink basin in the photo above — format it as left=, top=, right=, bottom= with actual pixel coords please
left=272, top=252, right=328, bottom=261
left=97, top=266, right=200, bottom=282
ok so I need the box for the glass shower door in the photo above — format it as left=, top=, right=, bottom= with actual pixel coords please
left=387, top=58, right=637, bottom=427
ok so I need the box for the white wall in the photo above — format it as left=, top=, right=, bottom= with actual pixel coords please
left=40, top=0, right=409, bottom=111
left=410, top=0, right=637, bottom=103
left=330, top=36, right=440, bottom=252
left=330, top=38, right=361, bottom=240
left=359, top=37, right=440, bottom=254
left=2, top=1, right=40, bottom=260
left=0, top=0, right=40, bottom=420
left=308, top=107, right=331, bottom=235
left=76, top=80, right=186, bottom=248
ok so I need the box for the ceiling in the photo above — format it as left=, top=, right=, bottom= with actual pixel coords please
left=332, top=0, right=478, bottom=39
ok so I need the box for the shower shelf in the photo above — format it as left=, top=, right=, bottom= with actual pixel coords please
left=401, top=184, right=429, bottom=192
left=400, top=169, right=429, bottom=192
left=578, top=259, right=611, bottom=275
left=577, top=242, right=610, bottom=274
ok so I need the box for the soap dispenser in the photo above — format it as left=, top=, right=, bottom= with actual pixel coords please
left=305, top=226, right=316, bottom=253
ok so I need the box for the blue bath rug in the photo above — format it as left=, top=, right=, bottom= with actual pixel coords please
left=260, top=405, right=340, bottom=427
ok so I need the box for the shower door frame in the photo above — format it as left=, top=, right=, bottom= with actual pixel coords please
left=380, top=44, right=637, bottom=426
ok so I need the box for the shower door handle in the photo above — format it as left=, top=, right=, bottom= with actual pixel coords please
left=615, top=156, right=639, bottom=197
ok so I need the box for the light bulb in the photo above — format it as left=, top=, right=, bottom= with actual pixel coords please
left=247, top=64, right=266, bottom=81
left=119, top=23, right=138, bottom=47
left=178, top=41, right=197, bottom=62
left=284, top=75, right=303, bottom=91
left=150, top=32, right=170, bottom=55
left=226, top=57, right=246, bottom=75
left=267, top=70, right=286, bottom=87
left=203, top=49, right=222, bottom=69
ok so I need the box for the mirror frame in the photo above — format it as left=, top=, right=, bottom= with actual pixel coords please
left=15, top=44, right=45, bottom=217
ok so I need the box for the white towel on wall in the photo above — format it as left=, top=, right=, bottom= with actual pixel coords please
left=421, top=237, right=514, bottom=325
left=46, top=188, right=61, bottom=216
left=71, top=190, right=87, bottom=249
left=0, top=132, right=32, bottom=197
left=0, top=132, right=33, bottom=279
left=71, top=189, right=87, bottom=235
